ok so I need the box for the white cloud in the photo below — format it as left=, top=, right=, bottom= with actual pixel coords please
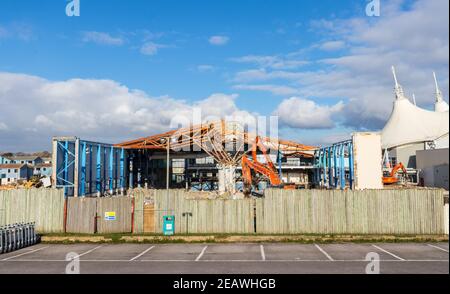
left=0, top=22, right=34, bottom=41
left=232, top=69, right=305, bottom=83
left=0, top=26, right=7, bottom=38
left=82, top=31, right=124, bottom=46
left=140, top=42, right=166, bottom=55
left=274, top=97, right=344, bottom=129
left=233, top=84, right=300, bottom=96
left=196, top=65, right=215, bottom=72
left=318, top=40, right=345, bottom=51
left=0, top=72, right=255, bottom=151
left=0, top=122, right=8, bottom=131
left=209, top=35, right=230, bottom=46
left=230, top=0, right=449, bottom=130
left=306, top=0, right=449, bottom=129
left=230, top=55, right=308, bottom=70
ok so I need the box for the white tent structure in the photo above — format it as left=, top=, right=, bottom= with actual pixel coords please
left=381, top=67, right=449, bottom=150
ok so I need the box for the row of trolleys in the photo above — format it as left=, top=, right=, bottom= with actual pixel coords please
left=0, top=223, right=38, bottom=254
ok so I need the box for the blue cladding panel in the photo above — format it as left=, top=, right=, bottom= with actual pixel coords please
left=55, top=138, right=122, bottom=197
left=313, top=139, right=354, bottom=190
left=96, top=144, right=101, bottom=194
left=340, top=144, right=345, bottom=190
left=109, top=146, right=114, bottom=192
left=80, top=141, right=87, bottom=196
left=348, top=142, right=354, bottom=189
left=120, top=148, right=125, bottom=190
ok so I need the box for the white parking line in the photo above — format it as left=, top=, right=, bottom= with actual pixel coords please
left=314, top=244, right=334, bottom=261
left=71, top=245, right=103, bottom=260
left=2, top=259, right=448, bottom=263
left=372, top=245, right=405, bottom=261
left=1, top=246, right=49, bottom=261
left=130, top=246, right=155, bottom=261
left=427, top=244, right=449, bottom=253
left=195, top=246, right=208, bottom=261
left=260, top=245, right=266, bottom=261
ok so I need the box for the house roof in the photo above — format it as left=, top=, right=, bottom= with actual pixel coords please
left=10, top=155, right=41, bottom=161
left=0, top=164, right=30, bottom=169
left=34, top=163, right=52, bottom=168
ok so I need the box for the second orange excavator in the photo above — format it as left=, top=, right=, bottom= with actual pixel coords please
left=382, top=162, right=408, bottom=185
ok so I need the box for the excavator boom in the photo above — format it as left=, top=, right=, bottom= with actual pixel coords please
left=242, top=136, right=282, bottom=195
left=383, top=162, right=407, bottom=185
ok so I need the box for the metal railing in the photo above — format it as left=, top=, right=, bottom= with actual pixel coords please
left=0, top=223, right=38, bottom=254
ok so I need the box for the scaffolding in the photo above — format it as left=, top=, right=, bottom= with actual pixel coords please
left=314, top=140, right=354, bottom=190
left=52, top=137, right=126, bottom=197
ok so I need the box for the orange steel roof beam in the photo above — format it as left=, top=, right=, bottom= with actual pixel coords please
left=114, top=121, right=317, bottom=166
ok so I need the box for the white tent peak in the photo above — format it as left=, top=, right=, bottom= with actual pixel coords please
left=391, top=66, right=406, bottom=101
left=433, top=71, right=449, bottom=112
left=381, top=68, right=449, bottom=149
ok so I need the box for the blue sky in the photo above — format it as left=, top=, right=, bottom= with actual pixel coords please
left=0, top=0, right=448, bottom=151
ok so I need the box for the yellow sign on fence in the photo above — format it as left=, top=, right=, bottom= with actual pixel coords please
left=104, top=211, right=116, bottom=221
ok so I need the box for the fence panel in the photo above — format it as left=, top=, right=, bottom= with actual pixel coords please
left=97, top=197, right=132, bottom=234
left=131, top=189, right=154, bottom=234
left=152, top=189, right=254, bottom=234
left=66, top=197, right=96, bottom=234
left=0, top=189, right=64, bottom=233
left=257, top=189, right=446, bottom=235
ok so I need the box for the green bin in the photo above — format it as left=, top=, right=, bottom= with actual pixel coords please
left=163, top=215, right=175, bottom=235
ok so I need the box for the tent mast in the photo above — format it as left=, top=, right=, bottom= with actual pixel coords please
left=391, top=66, right=405, bottom=100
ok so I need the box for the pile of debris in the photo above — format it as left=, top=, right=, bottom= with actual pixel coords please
left=184, top=190, right=247, bottom=200
left=0, top=176, right=51, bottom=191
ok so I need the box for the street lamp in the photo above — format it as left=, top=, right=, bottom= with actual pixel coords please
left=160, top=137, right=171, bottom=203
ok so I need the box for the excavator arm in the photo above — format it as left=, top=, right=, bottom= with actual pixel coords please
left=383, top=162, right=408, bottom=185
left=390, top=162, right=407, bottom=177
left=241, top=136, right=282, bottom=195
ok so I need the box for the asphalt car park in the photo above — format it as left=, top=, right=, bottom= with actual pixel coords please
left=0, top=242, right=448, bottom=274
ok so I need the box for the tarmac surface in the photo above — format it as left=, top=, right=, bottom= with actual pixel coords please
left=0, top=242, right=448, bottom=274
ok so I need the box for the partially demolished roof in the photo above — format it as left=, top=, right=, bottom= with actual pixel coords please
left=115, top=120, right=316, bottom=166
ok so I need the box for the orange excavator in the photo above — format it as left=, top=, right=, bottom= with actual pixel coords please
left=383, top=162, right=408, bottom=185
left=242, top=136, right=284, bottom=196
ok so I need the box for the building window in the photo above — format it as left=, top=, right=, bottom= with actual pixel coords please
left=7, top=169, right=10, bottom=173
left=195, top=157, right=215, bottom=165
left=14, top=169, right=18, bottom=173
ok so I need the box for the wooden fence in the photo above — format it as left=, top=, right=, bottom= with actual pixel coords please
left=132, top=189, right=255, bottom=234
left=66, top=197, right=96, bottom=234
left=96, top=197, right=132, bottom=234
left=0, top=188, right=447, bottom=235
left=0, top=189, right=65, bottom=233
left=257, top=189, right=447, bottom=235
left=66, top=197, right=132, bottom=234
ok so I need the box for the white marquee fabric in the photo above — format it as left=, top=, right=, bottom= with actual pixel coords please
left=435, top=96, right=449, bottom=112
left=381, top=96, right=449, bottom=149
